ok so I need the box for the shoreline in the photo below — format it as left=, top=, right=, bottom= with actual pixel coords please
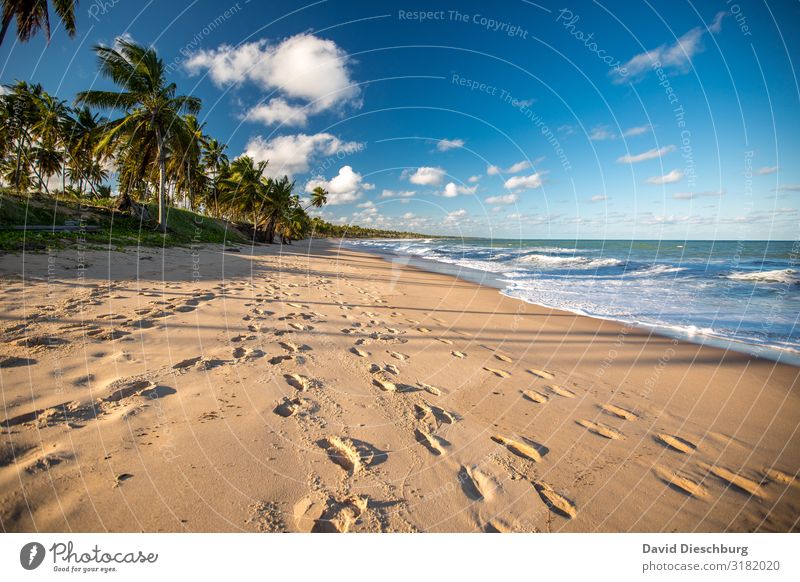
left=1, top=238, right=798, bottom=532
left=341, top=238, right=800, bottom=367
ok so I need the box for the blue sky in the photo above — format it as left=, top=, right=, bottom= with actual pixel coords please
left=2, top=0, right=799, bottom=239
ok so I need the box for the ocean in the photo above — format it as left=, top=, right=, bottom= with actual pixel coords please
left=344, top=238, right=800, bottom=365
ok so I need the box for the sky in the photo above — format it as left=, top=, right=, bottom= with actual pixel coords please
left=2, top=0, right=799, bottom=239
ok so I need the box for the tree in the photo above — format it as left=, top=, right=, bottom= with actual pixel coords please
left=305, top=185, right=328, bottom=211
left=76, top=37, right=201, bottom=232
left=201, top=137, right=227, bottom=217
left=0, top=0, right=78, bottom=46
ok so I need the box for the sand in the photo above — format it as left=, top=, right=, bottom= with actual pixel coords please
left=0, top=238, right=798, bottom=532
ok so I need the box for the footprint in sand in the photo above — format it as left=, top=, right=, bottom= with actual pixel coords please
left=522, top=390, right=549, bottom=404
left=269, top=355, right=293, bottom=365
left=388, top=351, right=409, bottom=361
left=417, top=382, right=442, bottom=396
left=528, top=369, right=555, bottom=380
left=547, top=385, right=576, bottom=398
left=279, top=341, right=301, bottom=354
left=372, top=378, right=396, bottom=392
left=309, top=496, right=369, bottom=533
left=601, top=404, right=638, bottom=421
left=415, top=428, right=448, bottom=456
left=654, top=433, right=697, bottom=454
left=483, top=367, right=510, bottom=378
left=383, top=363, right=400, bottom=375
left=533, top=481, right=577, bottom=519
left=284, top=373, right=311, bottom=391
left=321, top=436, right=364, bottom=473
left=698, top=463, right=766, bottom=498
left=437, top=338, right=454, bottom=345
left=414, top=401, right=457, bottom=425
left=576, top=419, right=625, bottom=440
left=491, top=435, right=544, bottom=462
left=350, top=347, right=369, bottom=358
left=652, top=466, right=708, bottom=499
left=451, top=351, right=467, bottom=359
left=459, top=465, right=496, bottom=501
left=273, top=397, right=303, bottom=418
left=494, top=354, right=513, bottom=363
left=417, top=327, right=431, bottom=333
left=763, top=468, right=797, bottom=485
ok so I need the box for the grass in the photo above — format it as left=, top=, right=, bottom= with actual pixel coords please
left=0, top=190, right=248, bottom=252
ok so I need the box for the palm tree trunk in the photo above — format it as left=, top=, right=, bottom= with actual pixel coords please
left=156, top=129, right=167, bottom=233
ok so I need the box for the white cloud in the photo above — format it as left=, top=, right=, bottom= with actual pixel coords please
left=380, top=189, right=416, bottom=198
left=673, top=190, right=723, bottom=200
left=436, top=138, right=464, bottom=151
left=468, top=175, right=481, bottom=183
left=617, top=145, right=675, bottom=164
left=776, top=184, right=800, bottom=192
left=589, top=125, right=616, bottom=141
left=623, top=124, right=652, bottom=137
left=504, top=173, right=544, bottom=191
left=647, top=169, right=684, bottom=184
left=186, top=33, right=360, bottom=119
left=244, top=98, right=309, bottom=127
left=444, top=209, right=467, bottom=223
left=485, top=193, right=519, bottom=205
left=708, top=11, right=726, bottom=34
left=243, top=132, right=363, bottom=178
left=304, top=165, right=373, bottom=205
left=757, top=166, right=777, bottom=175
left=405, top=166, right=446, bottom=186
left=617, top=27, right=706, bottom=83
left=487, top=160, right=532, bottom=175
left=403, top=212, right=415, bottom=220
left=590, top=195, right=609, bottom=202
left=441, top=182, right=477, bottom=198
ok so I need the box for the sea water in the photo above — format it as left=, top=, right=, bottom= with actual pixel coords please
left=344, top=238, right=800, bottom=365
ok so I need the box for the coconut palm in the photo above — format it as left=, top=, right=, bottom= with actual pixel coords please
left=76, top=37, right=201, bottom=232
left=201, top=137, right=227, bottom=217
left=305, top=185, right=328, bottom=211
left=219, top=155, right=269, bottom=236
left=0, top=0, right=78, bottom=46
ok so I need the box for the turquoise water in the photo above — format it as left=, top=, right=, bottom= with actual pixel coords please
left=346, top=239, right=800, bottom=365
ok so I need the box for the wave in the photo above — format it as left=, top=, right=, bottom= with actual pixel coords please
left=632, top=264, right=689, bottom=276
left=726, top=269, right=799, bottom=285
left=516, top=254, right=624, bottom=269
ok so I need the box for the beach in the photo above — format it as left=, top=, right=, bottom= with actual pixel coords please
left=0, top=238, right=798, bottom=533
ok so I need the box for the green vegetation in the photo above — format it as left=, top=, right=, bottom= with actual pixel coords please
left=0, top=37, right=427, bottom=252
left=309, top=217, right=429, bottom=239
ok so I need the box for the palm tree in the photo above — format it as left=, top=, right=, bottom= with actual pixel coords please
left=76, top=37, right=201, bottom=232
left=63, top=105, right=108, bottom=196
left=201, top=137, right=227, bottom=217
left=0, top=0, right=78, bottom=46
left=220, top=155, right=269, bottom=238
left=263, top=175, right=295, bottom=244
left=0, top=81, right=42, bottom=192
left=305, top=186, right=328, bottom=211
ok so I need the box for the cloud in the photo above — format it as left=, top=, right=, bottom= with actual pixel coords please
left=243, top=132, right=363, bottom=177
left=380, top=189, right=416, bottom=198
left=243, top=98, right=309, bottom=127
left=616, top=26, right=706, bottom=83
left=646, top=169, right=684, bottom=184
left=617, top=145, right=675, bottom=164
left=487, top=160, right=533, bottom=175
left=436, top=138, right=464, bottom=151
left=590, top=195, right=609, bottom=202
left=589, top=125, right=616, bottom=141
left=186, top=33, right=361, bottom=121
left=623, top=124, right=652, bottom=137
left=757, top=166, right=777, bottom=175
left=485, top=193, right=519, bottom=205
left=304, top=165, right=374, bottom=205
left=441, top=182, right=477, bottom=198
left=444, top=209, right=467, bottom=223
left=468, top=175, right=481, bottom=183
left=504, top=173, right=544, bottom=191
left=708, top=11, right=726, bottom=34
left=673, top=190, right=723, bottom=200
left=405, top=166, right=446, bottom=186
left=775, top=184, right=800, bottom=192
